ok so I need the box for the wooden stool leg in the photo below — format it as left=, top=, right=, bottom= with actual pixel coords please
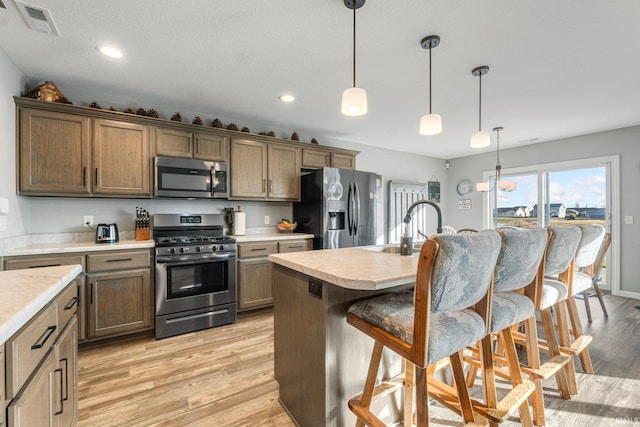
left=478, top=336, right=499, bottom=427
left=581, top=291, right=593, bottom=323
left=592, top=282, right=609, bottom=318
left=566, top=295, right=594, bottom=374
left=465, top=364, right=479, bottom=388
left=501, top=328, right=534, bottom=426
left=450, top=350, right=476, bottom=424
left=524, top=317, right=545, bottom=426
left=540, top=307, right=571, bottom=399
left=554, top=300, right=578, bottom=395
left=354, top=341, right=385, bottom=427
left=415, top=366, right=430, bottom=427
left=404, top=361, right=415, bottom=427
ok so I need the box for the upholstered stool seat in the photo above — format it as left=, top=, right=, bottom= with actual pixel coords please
left=540, top=278, right=569, bottom=310
left=571, top=271, right=593, bottom=294
left=490, top=291, right=534, bottom=333
left=348, top=290, right=486, bottom=365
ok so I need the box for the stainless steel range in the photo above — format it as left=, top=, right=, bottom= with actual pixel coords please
left=153, top=213, right=236, bottom=339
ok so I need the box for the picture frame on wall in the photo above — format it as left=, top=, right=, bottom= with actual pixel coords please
left=428, top=179, right=440, bottom=203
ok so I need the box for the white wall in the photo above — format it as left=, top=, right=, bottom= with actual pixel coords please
left=0, top=49, right=28, bottom=247
left=446, top=126, right=640, bottom=295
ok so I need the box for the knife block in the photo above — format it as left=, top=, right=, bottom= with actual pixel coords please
left=135, top=228, right=150, bottom=241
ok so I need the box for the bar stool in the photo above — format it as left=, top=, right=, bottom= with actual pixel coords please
left=576, top=230, right=611, bottom=322
left=346, top=231, right=502, bottom=426
left=559, top=223, right=605, bottom=372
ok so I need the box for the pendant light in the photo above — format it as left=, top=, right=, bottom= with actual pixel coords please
left=470, top=65, right=490, bottom=148
left=419, top=35, right=442, bottom=135
left=341, top=0, right=367, bottom=116
left=476, top=126, right=517, bottom=192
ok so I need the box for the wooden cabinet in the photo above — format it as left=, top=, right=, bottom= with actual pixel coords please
left=5, top=281, right=78, bottom=427
left=0, top=348, right=4, bottom=427
left=302, top=147, right=356, bottom=170
left=237, top=238, right=311, bottom=311
left=18, top=108, right=91, bottom=195
left=92, top=119, right=150, bottom=196
left=17, top=102, right=151, bottom=198
left=155, top=127, right=227, bottom=161
left=230, top=138, right=300, bottom=201
left=86, top=250, right=152, bottom=339
left=55, top=317, right=78, bottom=427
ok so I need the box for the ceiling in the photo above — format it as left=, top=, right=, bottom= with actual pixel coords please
left=1, top=0, right=639, bottom=159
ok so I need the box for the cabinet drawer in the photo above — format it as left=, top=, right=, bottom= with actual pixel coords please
left=6, top=302, right=58, bottom=399
left=57, top=282, right=79, bottom=331
left=238, top=242, right=278, bottom=258
left=86, top=250, right=150, bottom=272
left=4, top=254, right=85, bottom=271
left=278, top=240, right=312, bottom=253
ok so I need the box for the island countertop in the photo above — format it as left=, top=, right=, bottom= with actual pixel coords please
left=0, top=264, right=82, bottom=343
left=269, top=246, right=418, bottom=291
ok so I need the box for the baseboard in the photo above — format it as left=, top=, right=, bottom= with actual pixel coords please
left=619, top=290, right=640, bottom=301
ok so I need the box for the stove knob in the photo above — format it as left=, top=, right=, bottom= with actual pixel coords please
left=170, top=248, right=176, bottom=254
left=179, top=247, right=185, bottom=253
left=196, top=246, right=201, bottom=252
left=211, top=245, right=217, bottom=251
left=219, top=245, right=224, bottom=251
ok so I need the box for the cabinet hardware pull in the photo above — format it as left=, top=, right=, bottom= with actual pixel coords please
left=250, top=248, right=267, bottom=251
left=29, top=263, right=61, bottom=268
left=95, top=168, right=98, bottom=184
left=262, top=178, right=266, bottom=193
left=106, top=258, right=133, bottom=262
left=54, top=367, right=64, bottom=415
left=288, top=245, right=303, bottom=249
left=64, top=296, right=79, bottom=311
left=269, top=179, right=272, bottom=193
left=83, top=167, right=86, bottom=186
left=90, top=285, right=93, bottom=304
left=31, top=325, right=57, bottom=350
left=61, top=358, right=69, bottom=401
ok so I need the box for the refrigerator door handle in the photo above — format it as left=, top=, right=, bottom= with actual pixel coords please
left=353, top=182, right=360, bottom=236
left=347, top=182, right=353, bottom=236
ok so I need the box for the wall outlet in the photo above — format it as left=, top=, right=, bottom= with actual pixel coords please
left=264, top=215, right=270, bottom=225
left=83, top=215, right=94, bottom=227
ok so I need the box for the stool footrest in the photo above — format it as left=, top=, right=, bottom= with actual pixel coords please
left=560, top=335, right=592, bottom=356
left=521, top=354, right=572, bottom=380
left=470, top=380, right=536, bottom=423
left=349, top=374, right=405, bottom=404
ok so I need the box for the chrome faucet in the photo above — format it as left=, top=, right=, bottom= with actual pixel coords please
left=400, top=199, right=443, bottom=255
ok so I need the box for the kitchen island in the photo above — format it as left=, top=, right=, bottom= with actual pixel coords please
left=269, top=247, right=419, bottom=426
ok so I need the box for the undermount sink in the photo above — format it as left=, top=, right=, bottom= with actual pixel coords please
left=360, top=242, right=425, bottom=255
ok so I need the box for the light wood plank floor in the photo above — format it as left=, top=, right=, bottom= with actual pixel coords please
left=78, top=295, right=640, bottom=426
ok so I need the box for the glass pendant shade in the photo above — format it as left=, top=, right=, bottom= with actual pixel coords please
left=499, top=180, right=517, bottom=191
left=341, top=87, right=367, bottom=116
left=470, top=130, right=490, bottom=148
left=419, top=113, right=442, bottom=135
left=476, top=182, right=490, bottom=192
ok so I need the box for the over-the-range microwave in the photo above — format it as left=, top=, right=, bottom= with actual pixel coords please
left=154, top=156, right=228, bottom=199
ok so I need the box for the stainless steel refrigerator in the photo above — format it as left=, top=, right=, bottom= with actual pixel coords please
left=294, top=167, right=379, bottom=249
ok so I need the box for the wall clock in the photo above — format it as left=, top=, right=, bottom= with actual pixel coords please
left=456, top=179, right=474, bottom=196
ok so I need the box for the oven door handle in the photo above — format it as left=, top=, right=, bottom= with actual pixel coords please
left=155, top=253, right=236, bottom=264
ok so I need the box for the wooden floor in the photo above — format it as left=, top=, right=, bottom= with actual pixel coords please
left=78, top=295, right=640, bottom=426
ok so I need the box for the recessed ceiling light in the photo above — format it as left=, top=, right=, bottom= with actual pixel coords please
left=279, top=94, right=295, bottom=103
left=97, top=45, right=124, bottom=59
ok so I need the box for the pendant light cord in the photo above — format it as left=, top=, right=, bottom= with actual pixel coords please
left=478, top=73, right=482, bottom=131
left=352, top=4, right=357, bottom=88
left=495, top=128, right=502, bottom=180
left=428, top=46, right=432, bottom=114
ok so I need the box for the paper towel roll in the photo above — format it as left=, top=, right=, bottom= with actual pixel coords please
left=234, top=212, right=246, bottom=235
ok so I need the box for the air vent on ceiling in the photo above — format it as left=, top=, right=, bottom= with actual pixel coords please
left=14, top=1, right=60, bottom=36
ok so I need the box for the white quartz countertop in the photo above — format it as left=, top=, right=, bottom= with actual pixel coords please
left=0, top=264, right=82, bottom=343
left=232, top=233, right=314, bottom=243
left=269, top=247, right=418, bottom=291
left=5, top=239, right=155, bottom=257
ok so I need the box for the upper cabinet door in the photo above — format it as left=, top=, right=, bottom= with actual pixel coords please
left=154, top=127, right=193, bottom=158
left=267, top=144, right=300, bottom=201
left=230, top=138, right=268, bottom=199
left=92, top=119, right=150, bottom=196
left=194, top=133, right=228, bottom=161
left=19, top=108, right=91, bottom=194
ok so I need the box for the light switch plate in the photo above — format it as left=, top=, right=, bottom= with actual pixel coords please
left=625, top=215, right=634, bottom=225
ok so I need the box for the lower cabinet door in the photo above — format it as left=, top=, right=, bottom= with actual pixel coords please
left=7, top=349, right=58, bottom=427
left=56, top=317, right=78, bottom=427
left=87, top=269, right=152, bottom=338
left=237, top=258, right=274, bottom=311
